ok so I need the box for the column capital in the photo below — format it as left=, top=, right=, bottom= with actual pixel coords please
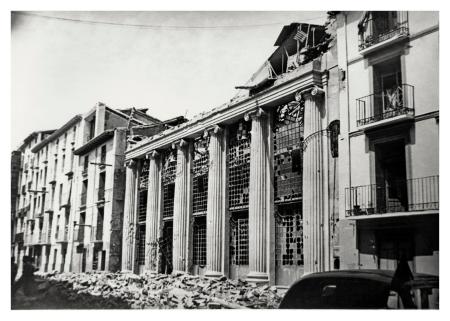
left=171, top=139, right=189, bottom=150
left=244, top=108, right=267, bottom=122
left=145, top=150, right=160, bottom=159
left=203, top=125, right=223, bottom=138
left=297, top=86, right=325, bottom=101
left=125, top=159, right=138, bottom=169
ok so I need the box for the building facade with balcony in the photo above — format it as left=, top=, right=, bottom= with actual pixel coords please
left=69, top=103, right=164, bottom=273
left=27, top=115, right=84, bottom=274
left=120, top=21, right=341, bottom=285
left=12, top=129, right=56, bottom=277
left=334, top=11, right=439, bottom=275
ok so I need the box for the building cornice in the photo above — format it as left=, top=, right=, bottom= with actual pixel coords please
left=73, top=129, right=116, bottom=155
left=125, top=60, right=324, bottom=161
left=31, top=115, right=82, bottom=153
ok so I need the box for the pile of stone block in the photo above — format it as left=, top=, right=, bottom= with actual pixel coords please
left=35, top=271, right=284, bottom=309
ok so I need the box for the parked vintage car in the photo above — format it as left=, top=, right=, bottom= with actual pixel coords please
left=279, top=269, right=438, bottom=309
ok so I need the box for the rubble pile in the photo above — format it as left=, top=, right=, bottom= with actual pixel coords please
left=37, top=271, right=284, bottom=309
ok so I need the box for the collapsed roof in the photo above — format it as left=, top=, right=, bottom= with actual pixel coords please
left=235, top=22, right=329, bottom=96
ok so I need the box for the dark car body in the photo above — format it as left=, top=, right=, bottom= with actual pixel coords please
left=279, top=269, right=438, bottom=309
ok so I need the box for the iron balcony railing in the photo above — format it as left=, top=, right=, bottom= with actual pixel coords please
left=359, top=11, right=409, bottom=51
left=80, top=191, right=87, bottom=207
left=91, top=226, right=103, bottom=242
left=97, top=187, right=105, bottom=202
left=356, top=84, right=414, bottom=127
left=82, top=167, right=88, bottom=177
left=345, top=175, right=439, bottom=217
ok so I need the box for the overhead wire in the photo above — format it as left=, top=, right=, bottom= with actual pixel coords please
left=13, top=12, right=327, bottom=30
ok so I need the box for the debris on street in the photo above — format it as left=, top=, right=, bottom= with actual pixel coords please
left=13, top=271, right=285, bottom=309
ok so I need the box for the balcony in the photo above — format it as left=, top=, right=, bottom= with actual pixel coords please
left=59, top=193, right=71, bottom=209
left=91, top=226, right=103, bottom=243
left=73, top=226, right=87, bottom=243
left=82, top=168, right=88, bottom=177
left=55, top=227, right=69, bottom=243
left=359, top=11, right=409, bottom=54
left=345, top=176, right=439, bottom=218
left=80, top=192, right=87, bottom=208
left=49, top=173, right=57, bottom=185
left=356, top=84, right=414, bottom=129
left=96, top=187, right=105, bottom=204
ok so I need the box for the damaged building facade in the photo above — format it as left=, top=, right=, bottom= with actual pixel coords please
left=11, top=103, right=174, bottom=276
left=11, top=12, right=438, bottom=286
left=121, top=21, right=341, bottom=285
left=334, top=11, right=439, bottom=275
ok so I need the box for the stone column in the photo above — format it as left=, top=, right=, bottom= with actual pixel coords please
left=302, top=89, right=326, bottom=274
left=144, top=151, right=161, bottom=273
left=121, top=159, right=138, bottom=272
left=247, top=109, right=271, bottom=283
left=172, top=140, right=192, bottom=273
left=205, top=126, right=226, bottom=278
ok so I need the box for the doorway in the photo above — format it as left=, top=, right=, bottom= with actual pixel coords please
left=375, top=140, right=407, bottom=213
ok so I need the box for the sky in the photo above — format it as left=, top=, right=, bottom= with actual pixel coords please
left=11, top=11, right=327, bottom=148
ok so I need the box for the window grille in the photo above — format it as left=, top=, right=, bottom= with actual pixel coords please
left=192, top=216, right=207, bottom=266
left=275, top=204, right=303, bottom=266
left=139, top=160, right=150, bottom=190
left=228, top=122, right=251, bottom=210
left=230, top=212, right=249, bottom=265
left=193, top=137, right=209, bottom=214
left=274, top=103, right=304, bottom=203
left=159, top=222, right=173, bottom=273
left=137, top=224, right=146, bottom=266
left=92, top=250, right=99, bottom=270
left=138, top=160, right=149, bottom=223
left=138, top=191, right=147, bottom=223
left=162, top=151, right=177, bottom=218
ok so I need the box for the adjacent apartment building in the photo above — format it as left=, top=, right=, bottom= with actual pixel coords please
left=12, top=103, right=167, bottom=276
left=120, top=21, right=341, bottom=286
left=12, top=130, right=56, bottom=275
left=334, top=11, right=439, bottom=275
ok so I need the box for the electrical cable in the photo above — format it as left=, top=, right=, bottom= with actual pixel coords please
left=13, top=12, right=327, bottom=30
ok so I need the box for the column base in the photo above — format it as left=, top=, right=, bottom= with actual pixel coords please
left=142, top=269, right=159, bottom=276
left=246, top=271, right=269, bottom=284
left=204, top=270, right=225, bottom=279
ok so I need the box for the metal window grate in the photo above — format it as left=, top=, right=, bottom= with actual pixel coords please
left=230, top=212, right=249, bottom=265
left=275, top=204, right=303, bottom=266
left=159, top=221, right=173, bottom=274
left=139, top=160, right=150, bottom=190
left=162, top=151, right=177, bottom=218
left=274, top=103, right=304, bottom=203
left=193, top=137, right=209, bottom=214
left=137, top=224, right=146, bottom=265
left=92, top=250, right=99, bottom=270
left=138, top=160, right=149, bottom=223
left=228, top=122, right=251, bottom=210
left=192, top=216, right=207, bottom=266
left=138, top=190, right=147, bottom=223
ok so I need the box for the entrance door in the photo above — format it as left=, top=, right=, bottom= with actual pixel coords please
left=375, top=140, right=407, bottom=213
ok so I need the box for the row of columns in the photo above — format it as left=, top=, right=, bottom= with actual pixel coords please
left=121, top=88, right=330, bottom=280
